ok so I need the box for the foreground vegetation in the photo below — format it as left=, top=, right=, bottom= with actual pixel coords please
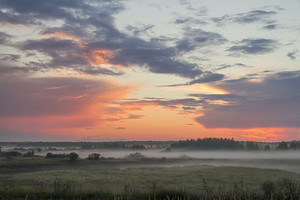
left=0, top=156, right=300, bottom=199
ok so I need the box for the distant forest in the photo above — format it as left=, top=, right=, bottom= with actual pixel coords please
left=171, top=138, right=300, bottom=151
left=0, top=138, right=300, bottom=151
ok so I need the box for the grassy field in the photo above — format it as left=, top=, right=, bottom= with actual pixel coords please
left=0, top=156, right=300, bottom=199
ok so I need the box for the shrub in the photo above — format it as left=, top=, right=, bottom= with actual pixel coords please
left=87, top=153, right=100, bottom=160
left=69, top=152, right=79, bottom=161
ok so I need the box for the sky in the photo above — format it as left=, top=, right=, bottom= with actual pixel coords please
left=0, top=0, right=300, bottom=142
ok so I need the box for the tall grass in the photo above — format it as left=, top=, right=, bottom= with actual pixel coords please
left=0, top=178, right=299, bottom=200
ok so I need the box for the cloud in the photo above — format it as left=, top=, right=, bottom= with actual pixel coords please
left=189, top=73, right=225, bottom=84
left=1, top=0, right=210, bottom=78
left=228, top=38, right=277, bottom=55
left=120, top=98, right=204, bottom=116
left=212, top=9, right=277, bottom=26
left=287, top=50, right=298, bottom=60
left=176, top=28, right=227, bottom=52
left=0, top=73, right=132, bottom=136
left=0, top=75, right=128, bottom=117
left=116, top=127, right=126, bottom=130
left=127, top=114, right=144, bottom=119
left=126, top=24, right=154, bottom=37
left=262, top=24, right=278, bottom=30
left=194, top=71, right=300, bottom=128
left=0, top=32, right=12, bottom=44
left=216, top=63, right=252, bottom=71
left=175, top=17, right=207, bottom=25
left=161, top=72, right=225, bottom=87
left=1, top=54, right=21, bottom=62
left=105, top=39, right=203, bottom=78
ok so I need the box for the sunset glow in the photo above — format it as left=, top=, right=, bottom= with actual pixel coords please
left=0, top=0, right=299, bottom=142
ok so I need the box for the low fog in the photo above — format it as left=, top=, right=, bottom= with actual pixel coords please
left=2, top=143, right=300, bottom=173
left=15, top=148, right=300, bottom=174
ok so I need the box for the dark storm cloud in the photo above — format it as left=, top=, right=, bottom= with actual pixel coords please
left=212, top=10, right=277, bottom=26
left=287, top=51, right=298, bottom=60
left=195, top=71, right=300, bottom=128
left=228, top=39, right=277, bottom=55
left=176, top=28, right=227, bottom=52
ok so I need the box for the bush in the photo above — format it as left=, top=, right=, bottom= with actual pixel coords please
left=125, top=152, right=146, bottom=159
left=46, top=152, right=69, bottom=158
left=69, top=152, right=79, bottom=161
left=87, top=153, right=100, bottom=160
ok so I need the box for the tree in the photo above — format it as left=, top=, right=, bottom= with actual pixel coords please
left=69, top=152, right=79, bottom=161
left=88, top=153, right=100, bottom=160
left=264, top=144, right=271, bottom=151
left=289, top=142, right=300, bottom=150
left=276, top=142, right=288, bottom=150
left=246, top=141, right=259, bottom=150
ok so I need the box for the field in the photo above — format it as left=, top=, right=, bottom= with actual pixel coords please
left=0, top=153, right=300, bottom=200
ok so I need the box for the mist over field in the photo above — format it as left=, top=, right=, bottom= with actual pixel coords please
left=2, top=143, right=300, bottom=174
left=1, top=140, right=300, bottom=199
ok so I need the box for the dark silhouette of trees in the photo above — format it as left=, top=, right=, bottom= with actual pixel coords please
left=46, top=152, right=79, bottom=160
left=87, top=153, right=100, bottom=160
left=264, top=144, right=271, bottom=151
left=246, top=141, right=259, bottom=151
left=69, top=152, right=79, bottom=161
left=276, top=142, right=288, bottom=150
left=289, top=142, right=300, bottom=150
left=170, top=138, right=243, bottom=150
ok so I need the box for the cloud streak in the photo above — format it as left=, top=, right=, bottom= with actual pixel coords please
left=212, top=9, right=277, bottom=26
left=228, top=38, right=277, bottom=55
left=195, top=71, right=300, bottom=128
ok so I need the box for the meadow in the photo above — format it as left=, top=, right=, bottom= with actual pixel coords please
left=0, top=154, right=300, bottom=200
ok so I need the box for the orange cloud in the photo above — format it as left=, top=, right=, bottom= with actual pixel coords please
left=167, top=83, right=229, bottom=94
left=82, top=49, right=113, bottom=67
left=0, top=76, right=132, bottom=138
left=40, top=31, right=86, bottom=48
